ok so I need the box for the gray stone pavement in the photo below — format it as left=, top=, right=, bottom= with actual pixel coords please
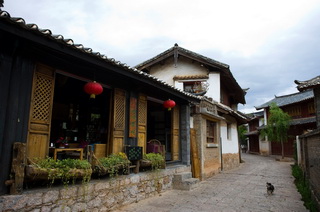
left=113, top=153, right=307, bottom=212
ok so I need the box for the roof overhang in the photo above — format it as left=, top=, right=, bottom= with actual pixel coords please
left=0, top=11, right=201, bottom=104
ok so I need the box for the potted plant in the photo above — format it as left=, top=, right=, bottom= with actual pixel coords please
left=140, top=153, right=165, bottom=170
left=26, top=157, right=92, bottom=185
left=93, top=152, right=130, bottom=177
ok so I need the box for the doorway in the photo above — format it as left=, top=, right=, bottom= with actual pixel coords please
left=147, top=100, right=172, bottom=161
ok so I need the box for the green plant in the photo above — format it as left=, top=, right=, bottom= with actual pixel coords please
left=261, top=103, right=291, bottom=159
left=32, top=157, right=92, bottom=185
left=97, top=152, right=130, bottom=177
left=238, top=125, right=247, bottom=146
left=291, top=164, right=318, bottom=212
left=143, top=153, right=165, bottom=170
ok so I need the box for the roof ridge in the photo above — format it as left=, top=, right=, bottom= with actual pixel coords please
left=274, top=89, right=312, bottom=98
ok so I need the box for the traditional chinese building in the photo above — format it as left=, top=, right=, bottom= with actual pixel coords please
left=135, top=44, right=248, bottom=179
left=253, top=89, right=316, bottom=157
left=0, top=11, right=201, bottom=195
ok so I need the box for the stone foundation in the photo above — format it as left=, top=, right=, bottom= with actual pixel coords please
left=222, top=153, right=240, bottom=171
left=202, top=164, right=221, bottom=180
left=0, top=166, right=190, bottom=212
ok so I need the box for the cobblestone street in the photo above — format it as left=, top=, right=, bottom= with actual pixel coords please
left=114, top=153, right=307, bottom=212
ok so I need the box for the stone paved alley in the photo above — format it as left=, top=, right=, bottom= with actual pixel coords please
left=114, top=153, right=307, bottom=212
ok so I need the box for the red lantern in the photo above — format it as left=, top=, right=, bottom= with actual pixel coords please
left=84, top=81, right=103, bottom=98
left=163, top=99, right=176, bottom=111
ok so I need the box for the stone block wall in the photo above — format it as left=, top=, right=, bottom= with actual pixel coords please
left=0, top=166, right=190, bottom=211
left=305, top=132, right=320, bottom=207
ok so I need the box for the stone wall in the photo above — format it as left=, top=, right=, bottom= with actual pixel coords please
left=203, top=147, right=221, bottom=179
left=222, top=153, right=240, bottom=171
left=0, top=166, right=190, bottom=212
left=302, top=130, right=320, bottom=208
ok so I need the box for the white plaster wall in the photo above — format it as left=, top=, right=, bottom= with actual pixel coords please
left=207, top=72, right=220, bottom=102
left=220, top=120, right=239, bottom=154
left=149, top=57, right=208, bottom=86
left=175, top=81, right=184, bottom=91
left=260, top=108, right=271, bottom=155
left=190, top=116, right=194, bottom=128
left=259, top=117, right=264, bottom=126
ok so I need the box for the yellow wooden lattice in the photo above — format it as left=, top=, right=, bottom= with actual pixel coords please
left=31, top=73, right=54, bottom=123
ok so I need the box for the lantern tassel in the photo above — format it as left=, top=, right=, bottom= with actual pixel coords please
left=90, top=94, right=96, bottom=99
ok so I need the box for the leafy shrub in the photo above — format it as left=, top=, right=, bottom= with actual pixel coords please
left=98, top=152, right=130, bottom=176
left=143, top=153, right=165, bottom=170
left=291, top=164, right=318, bottom=212
left=32, top=157, right=92, bottom=185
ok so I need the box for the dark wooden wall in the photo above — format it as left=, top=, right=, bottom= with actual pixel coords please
left=0, top=34, right=34, bottom=195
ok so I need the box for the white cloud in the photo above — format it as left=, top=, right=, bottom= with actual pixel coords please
left=3, top=0, right=320, bottom=114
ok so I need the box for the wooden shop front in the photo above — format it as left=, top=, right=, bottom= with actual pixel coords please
left=0, top=11, right=200, bottom=195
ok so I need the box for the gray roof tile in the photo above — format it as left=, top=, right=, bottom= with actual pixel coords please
left=255, top=89, right=314, bottom=109
left=295, top=76, right=320, bottom=91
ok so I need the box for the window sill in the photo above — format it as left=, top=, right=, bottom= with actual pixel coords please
left=206, top=143, right=219, bottom=148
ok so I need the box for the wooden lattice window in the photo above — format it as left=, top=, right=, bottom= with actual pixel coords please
left=138, top=99, right=147, bottom=125
left=114, top=90, right=126, bottom=129
left=31, top=73, right=54, bottom=123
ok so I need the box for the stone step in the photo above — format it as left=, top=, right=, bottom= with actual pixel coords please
left=173, top=172, right=199, bottom=191
left=173, top=172, right=192, bottom=182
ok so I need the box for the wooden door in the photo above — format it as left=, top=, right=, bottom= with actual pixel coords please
left=27, top=64, right=55, bottom=159
left=110, top=88, right=126, bottom=154
left=171, top=105, right=180, bottom=161
left=138, top=94, right=147, bottom=154
left=190, top=128, right=201, bottom=178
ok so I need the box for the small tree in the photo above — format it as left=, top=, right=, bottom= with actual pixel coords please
left=262, top=102, right=291, bottom=159
left=238, top=125, right=248, bottom=153
left=238, top=125, right=247, bottom=146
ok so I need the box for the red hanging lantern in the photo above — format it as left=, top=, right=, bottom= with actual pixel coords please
left=84, top=81, right=103, bottom=98
left=163, top=99, right=176, bottom=111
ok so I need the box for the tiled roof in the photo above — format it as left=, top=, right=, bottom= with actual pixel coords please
left=290, top=117, right=316, bottom=126
left=246, top=117, right=315, bottom=135
left=295, top=76, right=320, bottom=91
left=135, top=43, right=229, bottom=70
left=255, top=89, right=314, bottom=109
left=134, top=43, right=246, bottom=104
left=203, top=97, right=249, bottom=122
left=246, top=111, right=264, bottom=120
left=0, top=11, right=201, bottom=101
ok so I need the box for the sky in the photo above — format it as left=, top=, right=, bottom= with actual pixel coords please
left=3, top=0, right=320, bottom=113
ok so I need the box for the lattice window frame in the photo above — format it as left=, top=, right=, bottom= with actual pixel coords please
left=138, top=98, right=147, bottom=125
left=31, top=72, right=54, bottom=123
left=114, top=89, right=126, bottom=129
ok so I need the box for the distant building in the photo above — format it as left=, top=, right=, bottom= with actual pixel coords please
left=244, top=111, right=264, bottom=154
left=249, top=89, right=316, bottom=157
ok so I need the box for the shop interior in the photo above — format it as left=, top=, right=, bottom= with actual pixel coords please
left=50, top=74, right=174, bottom=161
left=50, top=74, right=111, bottom=151
left=147, top=100, right=172, bottom=161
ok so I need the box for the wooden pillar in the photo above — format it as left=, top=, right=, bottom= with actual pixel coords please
left=190, top=129, right=201, bottom=179
left=6, top=142, right=26, bottom=194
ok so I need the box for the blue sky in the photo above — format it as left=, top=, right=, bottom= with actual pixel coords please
left=3, top=0, right=320, bottom=113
